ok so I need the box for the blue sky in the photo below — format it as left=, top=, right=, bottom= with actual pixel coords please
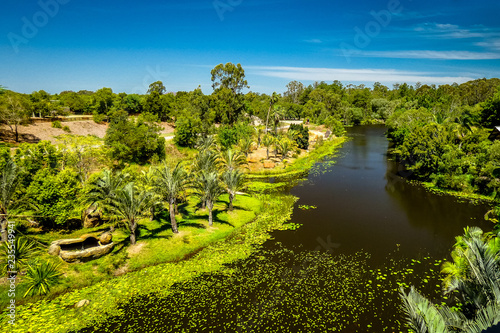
left=1, top=0, right=499, bottom=95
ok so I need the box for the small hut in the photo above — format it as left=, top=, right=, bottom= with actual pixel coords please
left=488, top=126, right=500, bottom=141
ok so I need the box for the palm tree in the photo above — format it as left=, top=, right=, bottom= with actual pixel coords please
left=399, top=286, right=465, bottom=333
left=0, top=160, right=21, bottom=242
left=194, top=171, right=224, bottom=226
left=218, top=148, right=246, bottom=172
left=221, top=169, right=245, bottom=211
left=276, top=137, right=296, bottom=161
left=108, top=182, right=152, bottom=244
left=196, top=135, right=217, bottom=152
left=192, top=149, right=219, bottom=175
left=265, top=92, right=279, bottom=134
left=238, top=136, right=254, bottom=158
left=155, top=162, right=187, bottom=234
left=85, top=169, right=128, bottom=213
left=441, top=227, right=500, bottom=310
left=139, top=167, right=160, bottom=221
left=262, top=134, right=275, bottom=160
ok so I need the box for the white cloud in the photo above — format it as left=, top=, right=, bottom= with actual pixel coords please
left=358, top=50, right=500, bottom=60
left=476, top=39, right=500, bottom=51
left=305, top=39, right=323, bottom=44
left=247, top=66, right=474, bottom=85
left=414, top=23, right=500, bottom=39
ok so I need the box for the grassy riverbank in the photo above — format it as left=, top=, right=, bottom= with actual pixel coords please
left=1, top=135, right=347, bottom=333
left=1, top=194, right=296, bottom=333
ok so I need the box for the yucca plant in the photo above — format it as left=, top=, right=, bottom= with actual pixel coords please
left=23, top=261, right=63, bottom=297
left=0, top=236, right=39, bottom=275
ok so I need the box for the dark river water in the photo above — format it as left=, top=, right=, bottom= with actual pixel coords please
left=278, top=125, right=491, bottom=262
left=81, top=125, right=493, bottom=333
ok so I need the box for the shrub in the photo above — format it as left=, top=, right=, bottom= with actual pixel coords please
left=62, top=125, right=71, bottom=133
left=324, top=116, right=346, bottom=137
left=51, top=120, right=62, bottom=128
left=93, top=112, right=106, bottom=124
left=288, top=123, right=309, bottom=149
left=174, top=116, right=201, bottom=148
left=105, top=111, right=166, bottom=163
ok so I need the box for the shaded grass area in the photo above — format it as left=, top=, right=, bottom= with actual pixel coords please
left=1, top=194, right=296, bottom=333
left=0, top=194, right=260, bottom=311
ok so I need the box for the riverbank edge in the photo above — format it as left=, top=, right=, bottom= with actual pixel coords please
left=1, top=136, right=348, bottom=333
left=246, top=136, right=347, bottom=180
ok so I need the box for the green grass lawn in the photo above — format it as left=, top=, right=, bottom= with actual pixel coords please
left=0, top=193, right=261, bottom=310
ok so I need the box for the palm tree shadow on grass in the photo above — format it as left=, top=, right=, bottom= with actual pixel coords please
left=194, top=208, right=234, bottom=227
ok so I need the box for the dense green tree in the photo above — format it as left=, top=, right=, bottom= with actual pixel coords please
left=288, top=123, right=309, bottom=149
left=0, top=93, right=31, bottom=142
left=147, top=81, right=166, bottom=95
left=105, top=111, right=166, bottom=164
left=211, top=63, right=249, bottom=124
left=93, top=87, right=115, bottom=115
left=26, top=168, right=80, bottom=228
left=174, top=115, right=201, bottom=148
left=480, top=89, right=500, bottom=128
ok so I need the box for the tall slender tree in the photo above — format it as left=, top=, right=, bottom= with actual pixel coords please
left=0, top=161, right=21, bottom=242
left=194, top=171, right=224, bottom=226
left=221, top=169, right=245, bottom=211
left=108, top=182, right=151, bottom=245
left=155, top=162, right=187, bottom=233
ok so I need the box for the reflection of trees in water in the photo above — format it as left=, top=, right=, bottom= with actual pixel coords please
left=385, top=158, right=491, bottom=243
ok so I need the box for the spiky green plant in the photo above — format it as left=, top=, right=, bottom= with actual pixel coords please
left=23, top=261, right=63, bottom=297
left=0, top=236, right=39, bottom=274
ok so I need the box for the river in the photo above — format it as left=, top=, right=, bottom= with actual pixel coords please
left=80, top=125, right=493, bottom=332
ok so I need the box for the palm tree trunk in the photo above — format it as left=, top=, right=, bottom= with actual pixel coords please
left=229, top=193, right=234, bottom=211
left=150, top=206, right=155, bottom=221
left=169, top=201, right=178, bottom=233
left=0, top=216, right=8, bottom=242
left=208, top=201, right=213, bottom=226
left=266, top=147, right=269, bottom=160
left=129, top=220, right=137, bottom=245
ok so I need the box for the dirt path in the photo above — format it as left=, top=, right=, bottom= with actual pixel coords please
left=0, top=121, right=175, bottom=144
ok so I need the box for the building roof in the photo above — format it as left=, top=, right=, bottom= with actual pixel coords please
left=488, top=126, right=500, bottom=141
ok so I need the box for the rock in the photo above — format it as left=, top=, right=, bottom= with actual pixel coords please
left=99, top=232, right=112, bottom=245
left=48, top=244, right=61, bottom=256
left=83, top=205, right=102, bottom=228
left=263, top=162, right=275, bottom=169
left=59, top=242, right=114, bottom=263
left=75, top=299, right=90, bottom=308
